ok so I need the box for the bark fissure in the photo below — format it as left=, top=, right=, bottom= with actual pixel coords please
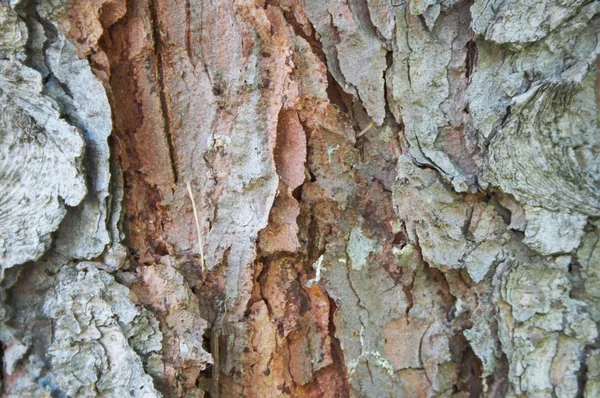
left=148, top=0, right=178, bottom=185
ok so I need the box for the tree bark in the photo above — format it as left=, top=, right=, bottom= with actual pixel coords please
left=0, top=0, right=599, bottom=397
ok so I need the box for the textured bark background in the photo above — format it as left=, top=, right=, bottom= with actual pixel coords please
left=0, top=0, right=599, bottom=396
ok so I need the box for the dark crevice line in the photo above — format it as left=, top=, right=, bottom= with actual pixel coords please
left=465, top=39, right=477, bottom=80
left=382, top=50, right=402, bottom=129
left=326, top=295, right=352, bottom=396
left=148, top=0, right=179, bottom=185
left=185, top=0, right=195, bottom=67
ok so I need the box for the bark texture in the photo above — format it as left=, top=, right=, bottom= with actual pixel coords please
left=0, top=0, right=599, bottom=397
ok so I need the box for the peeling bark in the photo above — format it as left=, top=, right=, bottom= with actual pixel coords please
left=0, top=0, right=599, bottom=397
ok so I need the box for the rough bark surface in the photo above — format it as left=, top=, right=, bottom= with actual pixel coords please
left=0, top=0, right=599, bottom=397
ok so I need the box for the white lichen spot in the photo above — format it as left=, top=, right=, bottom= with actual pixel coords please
left=347, top=325, right=395, bottom=377
left=369, top=351, right=395, bottom=376
left=306, top=255, right=325, bottom=287
left=326, top=144, right=340, bottom=158
left=212, top=134, right=231, bottom=150
left=347, top=227, right=377, bottom=270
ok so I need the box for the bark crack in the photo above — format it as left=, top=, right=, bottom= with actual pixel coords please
left=148, top=0, right=178, bottom=185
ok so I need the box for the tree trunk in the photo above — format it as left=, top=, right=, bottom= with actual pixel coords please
left=1, top=0, right=599, bottom=396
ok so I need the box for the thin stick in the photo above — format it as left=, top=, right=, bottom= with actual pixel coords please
left=356, top=121, right=374, bottom=138
left=186, top=182, right=205, bottom=272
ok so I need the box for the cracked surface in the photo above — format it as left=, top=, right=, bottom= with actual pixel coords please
left=0, top=0, right=598, bottom=396
left=0, top=4, right=87, bottom=269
